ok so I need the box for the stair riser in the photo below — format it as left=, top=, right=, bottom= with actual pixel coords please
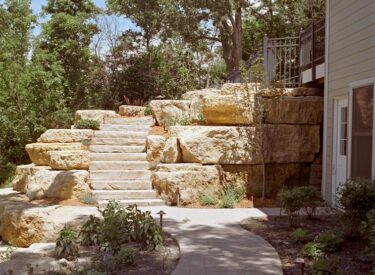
left=90, top=153, right=147, bottom=161
left=90, top=162, right=150, bottom=170
left=89, top=145, right=145, bottom=153
left=100, top=125, right=151, bottom=132
left=104, top=117, right=154, bottom=126
left=91, top=181, right=152, bottom=190
left=90, top=171, right=151, bottom=180
left=94, top=131, right=148, bottom=139
left=90, top=138, right=145, bottom=146
left=93, top=192, right=157, bottom=200
left=98, top=200, right=165, bottom=208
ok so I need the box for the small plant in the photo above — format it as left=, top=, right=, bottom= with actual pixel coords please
left=298, top=186, right=323, bottom=218
left=79, top=215, right=101, bottom=246
left=365, top=209, right=375, bottom=258
left=303, top=242, right=324, bottom=259
left=337, top=179, right=375, bottom=235
left=0, top=244, right=17, bottom=261
left=55, top=225, right=80, bottom=261
left=97, top=247, right=138, bottom=272
left=75, top=119, right=100, bottom=130
left=220, top=188, right=237, bottom=208
left=318, top=232, right=344, bottom=253
left=310, top=257, right=339, bottom=275
left=199, top=193, right=218, bottom=206
left=277, top=188, right=304, bottom=227
left=290, top=228, right=309, bottom=244
left=144, top=103, right=153, bottom=116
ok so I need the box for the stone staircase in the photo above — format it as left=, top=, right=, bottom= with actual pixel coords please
left=89, top=116, right=164, bottom=208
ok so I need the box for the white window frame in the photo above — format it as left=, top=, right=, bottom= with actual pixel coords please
left=348, top=77, right=375, bottom=179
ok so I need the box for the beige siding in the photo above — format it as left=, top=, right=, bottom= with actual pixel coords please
left=325, top=0, right=375, bottom=205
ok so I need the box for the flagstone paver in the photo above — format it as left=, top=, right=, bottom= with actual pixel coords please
left=142, top=207, right=283, bottom=275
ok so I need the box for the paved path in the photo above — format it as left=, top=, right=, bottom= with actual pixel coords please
left=142, top=207, right=283, bottom=275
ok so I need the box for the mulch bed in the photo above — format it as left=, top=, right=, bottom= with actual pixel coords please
left=241, top=215, right=374, bottom=275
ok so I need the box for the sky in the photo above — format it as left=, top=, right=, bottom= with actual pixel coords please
left=30, top=0, right=136, bottom=36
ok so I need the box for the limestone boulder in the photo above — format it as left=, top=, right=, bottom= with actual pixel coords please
left=149, top=100, right=191, bottom=126
left=75, top=110, right=116, bottom=124
left=169, top=125, right=320, bottom=164
left=12, top=164, right=51, bottom=193
left=26, top=170, right=91, bottom=200
left=262, top=96, right=323, bottom=125
left=222, top=163, right=310, bottom=197
left=162, top=137, right=182, bottom=163
left=26, top=143, right=87, bottom=166
left=48, top=150, right=90, bottom=170
left=146, top=135, right=166, bottom=162
left=118, top=105, right=146, bottom=116
left=0, top=190, right=99, bottom=247
left=181, top=88, right=220, bottom=100
left=38, top=129, right=93, bottom=143
left=152, top=164, right=223, bottom=205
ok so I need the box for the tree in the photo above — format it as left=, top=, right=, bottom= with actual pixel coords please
left=39, top=0, right=100, bottom=109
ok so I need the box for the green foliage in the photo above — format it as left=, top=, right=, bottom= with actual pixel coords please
left=290, top=228, right=309, bottom=244
left=303, top=242, right=324, bottom=259
left=199, top=193, right=218, bottom=206
left=338, top=179, right=375, bottom=234
left=318, top=232, right=344, bottom=253
left=79, top=215, right=101, bottom=246
left=97, top=247, right=138, bottom=272
left=310, top=257, right=339, bottom=275
left=219, top=185, right=245, bottom=208
left=55, top=225, right=80, bottom=261
left=75, top=119, right=100, bottom=130
left=278, top=188, right=304, bottom=226
left=0, top=163, right=15, bottom=188
left=298, top=186, right=323, bottom=218
left=144, top=104, right=153, bottom=116
left=365, top=209, right=375, bottom=259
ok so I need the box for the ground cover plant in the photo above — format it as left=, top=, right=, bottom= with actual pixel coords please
left=242, top=181, right=375, bottom=274
left=74, top=119, right=101, bottom=130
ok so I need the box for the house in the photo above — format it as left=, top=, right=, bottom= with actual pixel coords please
left=322, top=0, right=375, bottom=206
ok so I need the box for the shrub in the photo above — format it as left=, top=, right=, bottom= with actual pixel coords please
left=79, top=215, right=101, bottom=246
left=199, top=193, right=218, bottom=206
left=144, top=103, right=152, bottom=116
left=75, top=119, right=100, bottom=130
left=290, top=228, right=309, bottom=244
left=366, top=209, right=375, bottom=258
left=303, top=242, right=324, bottom=259
left=298, top=186, right=323, bottom=218
left=318, top=232, right=344, bottom=253
left=310, top=257, right=339, bottom=275
left=55, top=225, right=79, bottom=261
left=97, top=247, right=138, bottom=272
left=338, top=179, right=375, bottom=234
left=0, top=163, right=15, bottom=189
left=277, top=188, right=304, bottom=226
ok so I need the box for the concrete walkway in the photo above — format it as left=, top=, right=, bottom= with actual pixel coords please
left=141, top=206, right=283, bottom=275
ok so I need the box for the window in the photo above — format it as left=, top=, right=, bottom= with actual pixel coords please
left=351, top=85, right=374, bottom=178
left=340, top=106, right=348, bottom=156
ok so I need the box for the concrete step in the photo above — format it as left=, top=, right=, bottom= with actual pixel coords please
left=93, top=190, right=157, bottom=200
left=98, top=199, right=165, bottom=208
left=94, top=131, right=148, bottom=139
left=90, top=180, right=152, bottom=190
left=100, top=124, right=151, bottom=132
left=90, top=138, right=145, bottom=146
left=90, top=153, right=147, bottom=161
left=90, top=170, right=151, bottom=180
left=104, top=116, right=154, bottom=126
left=90, top=161, right=150, bottom=170
left=89, top=145, right=145, bottom=153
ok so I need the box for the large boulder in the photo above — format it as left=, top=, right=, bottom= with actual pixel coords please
left=26, top=170, right=91, bottom=200
left=162, top=137, right=182, bottom=163
left=48, top=150, right=90, bottom=170
left=26, top=143, right=87, bottom=166
left=262, top=96, right=323, bottom=125
left=152, top=164, right=223, bottom=205
left=12, top=164, right=51, bottom=193
left=38, top=129, right=93, bottom=143
left=0, top=190, right=99, bottom=247
left=146, top=135, right=166, bottom=162
left=150, top=100, right=191, bottom=126
left=181, top=88, right=220, bottom=100
left=222, top=163, right=311, bottom=197
left=118, top=105, right=146, bottom=116
left=168, top=125, right=320, bottom=164
left=75, top=110, right=116, bottom=124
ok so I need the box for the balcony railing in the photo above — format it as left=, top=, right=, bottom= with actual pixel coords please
left=228, top=17, right=325, bottom=87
